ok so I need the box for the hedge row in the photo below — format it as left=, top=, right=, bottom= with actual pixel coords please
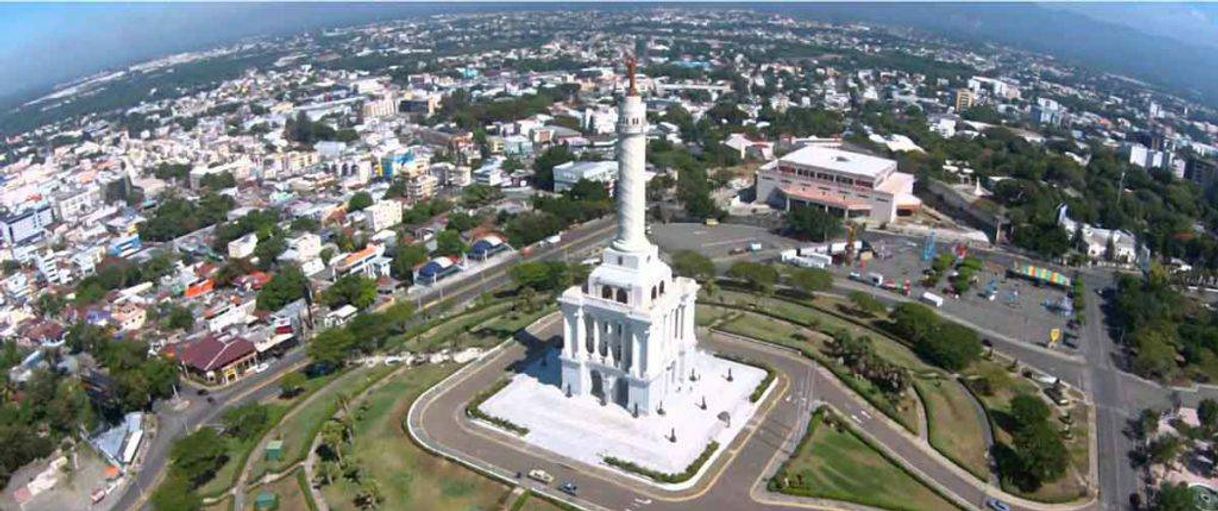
left=604, top=440, right=719, bottom=484
left=465, top=378, right=530, bottom=435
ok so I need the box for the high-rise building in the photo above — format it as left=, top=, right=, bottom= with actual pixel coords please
left=557, top=64, right=700, bottom=415
left=953, top=88, right=975, bottom=112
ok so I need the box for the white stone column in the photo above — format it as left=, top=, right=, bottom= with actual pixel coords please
left=607, top=321, right=618, bottom=368
left=611, top=94, right=648, bottom=253
left=588, top=317, right=599, bottom=360
left=630, top=328, right=641, bottom=376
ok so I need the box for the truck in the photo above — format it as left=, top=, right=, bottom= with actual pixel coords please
left=868, top=272, right=884, bottom=287
left=781, top=250, right=832, bottom=269
left=748, top=242, right=763, bottom=252
left=920, top=291, right=944, bottom=308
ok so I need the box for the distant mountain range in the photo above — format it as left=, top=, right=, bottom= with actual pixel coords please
left=751, top=3, right=1218, bottom=109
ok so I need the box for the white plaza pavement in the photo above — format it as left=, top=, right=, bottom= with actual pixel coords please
left=480, top=346, right=765, bottom=475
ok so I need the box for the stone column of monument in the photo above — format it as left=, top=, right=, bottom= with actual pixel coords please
left=613, top=57, right=648, bottom=254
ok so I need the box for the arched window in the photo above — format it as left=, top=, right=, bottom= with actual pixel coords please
left=602, top=286, right=613, bottom=300
left=659, top=281, right=666, bottom=295
left=615, top=288, right=628, bottom=304
left=650, top=287, right=657, bottom=300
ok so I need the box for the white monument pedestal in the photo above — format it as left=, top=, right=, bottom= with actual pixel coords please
left=479, top=347, right=766, bottom=480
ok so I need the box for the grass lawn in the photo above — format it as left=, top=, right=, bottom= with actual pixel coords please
left=712, top=306, right=925, bottom=436
left=242, top=468, right=315, bottom=511
left=772, top=410, right=961, bottom=511
left=197, top=403, right=290, bottom=498
left=196, top=368, right=343, bottom=497
left=962, top=357, right=1092, bottom=503
left=250, top=365, right=396, bottom=480
left=510, top=490, right=575, bottom=511
left=399, top=301, right=517, bottom=353
left=695, top=303, right=737, bottom=327
left=913, top=376, right=991, bottom=480
left=201, top=497, right=233, bottom=511
left=321, top=363, right=510, bottom=511
left=705, top=292, right=1001, bottom=482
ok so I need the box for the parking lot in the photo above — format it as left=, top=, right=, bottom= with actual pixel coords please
left=839, top=236, right=1077, bottom=351
left=650, top=222, right=1077, bottom=353
left=651, top=222, right=798, bottom=259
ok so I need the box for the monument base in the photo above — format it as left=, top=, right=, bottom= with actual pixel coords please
left=479, top=347, right=766, bottom=477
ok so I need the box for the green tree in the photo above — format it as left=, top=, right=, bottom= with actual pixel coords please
left=308, top=328, right=356, bottom=368
left=1012, top=421, right=1069, bottom=489
left=509, top=261, right=571, bottom=292
left=445, top=212, right=479, bottom=232
left=1131, top=327, right=1179, bottom=380
left=433, top=230, right=467, bottom=258
left=164, top=304, right=195, bottom=331
left=169, top=428, right=228, bottom=487
left=324, top=275, right=378, bottom=310
left=671, top=251, right=715, bottom=282
left=1009, top=394, right=1052, bottom=427
left=727, top=262, right=779, bottom=295
left=221, top=404, right=270, bottom=440
left=532, top=145, right=575, bottom=191
left=1199, top=398, right=1218, bottom=433
left=280, top=372, right=307, bottom=398
left=257, top=265, right=309, bottom=312
left=915, top=321, right=982, bottom=371
left=347, top=192, right=374, bottom=212
left=787, top=207, right=844, bottom=241
left=1151, top=482, right=1195, bottom=511
left=391, top=243, right=428, bottom=282
left=889, top=302, right=940, bottom=344
left=787, top=268, right=833, bottom=296
left=848, top=291, right=886, bottom=317
left=150, top=474, right=202, bottom=511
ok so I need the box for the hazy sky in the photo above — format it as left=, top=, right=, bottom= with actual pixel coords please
left=0, top=3, right=464, bottom=101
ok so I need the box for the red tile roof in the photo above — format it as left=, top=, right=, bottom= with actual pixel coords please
left=179, top=336, right=255, bottom=373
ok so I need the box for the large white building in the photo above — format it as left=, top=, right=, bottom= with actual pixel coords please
left=364, top=200, right=403, bottom=232
left=756, top=145, right=920, bottom=223
left=553, top=160, right=617, bottom=192
left=557, top=76, right=700, bottom=416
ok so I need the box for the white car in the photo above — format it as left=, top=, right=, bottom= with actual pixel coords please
left=527, top=469, right=554, bottom=484
left=252, top=362, right=270, bottom=374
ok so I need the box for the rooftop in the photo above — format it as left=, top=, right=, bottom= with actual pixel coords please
left=779, top=145, right=896, bottom=179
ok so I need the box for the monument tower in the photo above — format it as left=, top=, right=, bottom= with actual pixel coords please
left=557, top=57, right=700, bottom=416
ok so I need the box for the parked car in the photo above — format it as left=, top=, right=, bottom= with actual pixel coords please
left=559, top=481, right=578, bottom=495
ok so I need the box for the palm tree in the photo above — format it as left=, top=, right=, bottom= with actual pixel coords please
left=356, top=479, right=383, bottom=509
left=316, top=460, right=341, bottom=487
left=320, top=420, right=348, bottom=464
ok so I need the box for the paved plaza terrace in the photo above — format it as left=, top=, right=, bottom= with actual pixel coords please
left=480, top=346, right=766, bottom=477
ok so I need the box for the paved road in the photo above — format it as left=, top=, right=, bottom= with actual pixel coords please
left=114, top=348, right=307, bottom=511
left=411, top=318, right=1100, bottom=511
left=115, top=217, right=617, bottom=511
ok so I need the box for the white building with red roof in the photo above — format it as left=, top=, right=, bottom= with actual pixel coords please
left=755, top=145, right=921, bottom=223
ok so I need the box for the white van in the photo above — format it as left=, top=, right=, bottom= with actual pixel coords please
left=920, top=292, right=944, bottom=308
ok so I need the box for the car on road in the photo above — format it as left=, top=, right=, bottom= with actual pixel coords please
left=253, top=362, right=270, bottom=373
left=559, top=481, right=578, bottom=495
left=527, top=469, right=554, bottom=484
left=986, top=498, right=1011, bottom=511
